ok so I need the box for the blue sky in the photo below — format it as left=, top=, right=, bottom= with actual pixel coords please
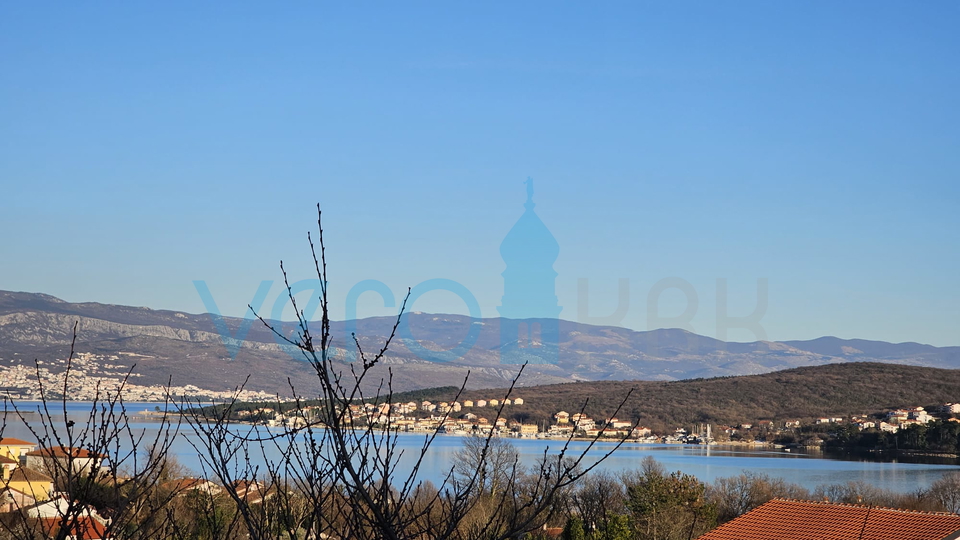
left=1, top=3, right=958, bottom=346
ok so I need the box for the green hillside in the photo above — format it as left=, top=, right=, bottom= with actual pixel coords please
left=392, top=362, right=960, bottom=431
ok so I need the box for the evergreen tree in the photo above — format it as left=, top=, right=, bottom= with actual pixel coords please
left=562, top=516, right=586, bottom=540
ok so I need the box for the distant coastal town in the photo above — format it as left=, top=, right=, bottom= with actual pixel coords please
left=0, top=352, right=272, bottom=403
left=203, top=395, right=960, bottom=450
left=3, top=352, right=959, bottom=449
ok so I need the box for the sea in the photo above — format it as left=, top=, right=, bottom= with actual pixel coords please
left=3, top=400, right=957, bottom=494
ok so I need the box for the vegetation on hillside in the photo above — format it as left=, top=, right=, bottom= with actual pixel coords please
left=381, top=362, right=960, bottom=432
left=827, top=419, right=960, bottom=455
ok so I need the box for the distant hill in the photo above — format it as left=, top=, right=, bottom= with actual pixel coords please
left=391, top=363, right=960, bottom=432
left=0, top=290, right=958, bottom=395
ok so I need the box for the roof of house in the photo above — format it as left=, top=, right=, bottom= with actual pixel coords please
left=0, top=438, right=37, bottom=447
left=230, top=479, right=271, bottom=503
left=162, top=477, right=219, bottom=493
left=0, top=455, right=18, bottom=464
left=38, top=516, right=110, bottom=540
left=697, top=499, right=960, bottom=540
left=6, top=467, right=54, bottom=483
left=26, top=446, right=105, bottom=459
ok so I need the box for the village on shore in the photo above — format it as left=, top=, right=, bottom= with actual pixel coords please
left=223, top=396, right=960, bottom=447
left=3, top=352, right=958, bottom=448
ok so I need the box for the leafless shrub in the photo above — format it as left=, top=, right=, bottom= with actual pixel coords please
left=0, top=323, right=184, bottom=540
left=178, top=205, right=636, bottom=540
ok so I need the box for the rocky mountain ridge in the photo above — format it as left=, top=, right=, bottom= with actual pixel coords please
left=1, top=290, right=957, bottom=395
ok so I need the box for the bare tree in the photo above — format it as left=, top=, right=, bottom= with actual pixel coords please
left=0, top=323, right=185, bottom=540
left=707, top=472, right=810, bottom=523
left=179, top=204, right=636, bottom=540
left=623, top=457, right=717, bottom=540
left=930, top=473, right=960, bottom=514
left=453, top=436, right=519, bottom=498
left=570, top=471, right=627, bottom=534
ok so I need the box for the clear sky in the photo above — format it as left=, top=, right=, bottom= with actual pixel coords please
left=1, top=3, right=958, bottom=346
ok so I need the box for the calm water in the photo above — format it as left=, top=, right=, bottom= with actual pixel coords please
left=4, top=401, right=958, bottom=494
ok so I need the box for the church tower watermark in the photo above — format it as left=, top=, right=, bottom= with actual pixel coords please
left=498, top=178, right=561, bottom=364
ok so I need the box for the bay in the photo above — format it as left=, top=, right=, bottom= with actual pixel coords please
left=3, top=401, right=957, bottom=494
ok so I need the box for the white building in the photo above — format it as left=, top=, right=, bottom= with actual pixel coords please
left=25, top=447, right=105, bottom=476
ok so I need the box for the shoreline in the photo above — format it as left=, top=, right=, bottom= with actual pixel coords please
left=827, top=446, right=960, bottom=460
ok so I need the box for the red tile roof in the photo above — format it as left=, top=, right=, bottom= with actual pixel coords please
left=26, top=446, right=105, bottom=459
left=0, top=438, right=36, bottom=446
left=6, top=467, right=53, bottom=483
left=698, top=499, right=960, bottom=540
left=38, top=516, right=110, bottom=540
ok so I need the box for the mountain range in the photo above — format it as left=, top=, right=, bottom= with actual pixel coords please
left=1, top=290, right=957, bottom=395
